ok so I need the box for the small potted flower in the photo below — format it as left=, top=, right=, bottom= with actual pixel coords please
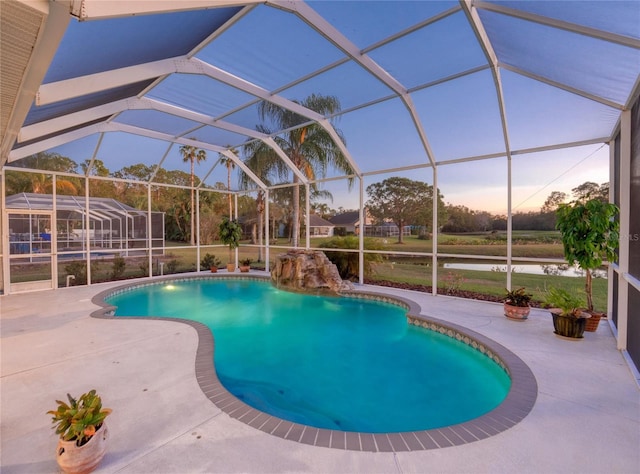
left=47, top=389, right=112, bottom=474
left=503, top=287, right=533, bottom=320
left=239, top=258, right=252, bottom=273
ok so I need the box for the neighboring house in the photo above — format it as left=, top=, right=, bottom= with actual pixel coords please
left=364, top=222, right=411, bottom=237
left=329, top=211, right=372, bottom=235
left=307, top=214, right=335, bottom=237
left=5, top=193, right=165, bottom=252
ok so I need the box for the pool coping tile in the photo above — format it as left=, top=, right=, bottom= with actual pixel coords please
left=90, top=274, right=539, bottom=453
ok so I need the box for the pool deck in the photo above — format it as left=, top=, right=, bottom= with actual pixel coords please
left=1, top=271, right=639, bottom=474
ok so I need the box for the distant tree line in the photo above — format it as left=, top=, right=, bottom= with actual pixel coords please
left=441, top=181, right=609, bottom=233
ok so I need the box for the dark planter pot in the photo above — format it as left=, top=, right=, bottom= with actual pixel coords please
left=551, top=311, right=587, bottom=339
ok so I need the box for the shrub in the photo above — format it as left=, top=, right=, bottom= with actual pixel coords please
left=201, top=253, right=221, bottom=269
left=166, top=259, right=179, bottom=274
left=110, top=256, right=126, bottom=279
left=64, top=261, right=87, bottom=285
left=319, top=236, right=386, bottom=280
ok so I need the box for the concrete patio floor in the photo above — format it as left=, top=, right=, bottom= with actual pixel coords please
left=1, top=272, right=639, bottom=473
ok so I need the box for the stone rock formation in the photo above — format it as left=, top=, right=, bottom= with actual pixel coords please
left=271, top=250, right=354, bottom=294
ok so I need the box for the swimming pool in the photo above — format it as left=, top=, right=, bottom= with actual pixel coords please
left=94, top=275, right=537, bottom=451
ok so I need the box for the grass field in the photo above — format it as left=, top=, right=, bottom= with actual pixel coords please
left=6, top=231, right=609, bottom=312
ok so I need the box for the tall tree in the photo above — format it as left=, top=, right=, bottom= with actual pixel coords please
left=571, top=181, right=605, bottom=202
left=179, top=144, right=207, bottom=246
left=541, top=191, right=568, bottom=213
left=366, top=177, right=444, bottom=244
left=6, top=152, right=80, bottom=196
left=219, top=152, right=236, bottom=217
left=243, top=94, right=352, bottom=247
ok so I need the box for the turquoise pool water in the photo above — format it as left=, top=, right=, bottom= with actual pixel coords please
left=108, top=279, right=511, bottom=433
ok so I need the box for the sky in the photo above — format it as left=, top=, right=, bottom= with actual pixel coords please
left=19, top=1, right=635, bottom=217
left=313, top=142, right=610, bottom=215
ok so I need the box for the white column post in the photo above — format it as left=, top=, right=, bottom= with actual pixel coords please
left=147, top=184, right=153, bottom=277
left=305, top=184, right=310, bottom=249
left=265, top=190, right=270, bottom=273
left=359, top=176, right=364, bottom=285
left=617, top=109, right=631, bottom=351
left=432, top=166, right=438, bottom=295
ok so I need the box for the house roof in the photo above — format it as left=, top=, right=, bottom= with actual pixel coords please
left=308, top=214, right=334, bottom=227
left=329, top=211, right=360, bottom=226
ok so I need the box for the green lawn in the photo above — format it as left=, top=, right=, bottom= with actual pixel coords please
left=7, top=231, right=609, bottom=313
left=367, top=261, right=607, bottom=311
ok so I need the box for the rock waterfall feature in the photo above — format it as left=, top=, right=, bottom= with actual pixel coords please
left=271, top=250, right=354, bottom=294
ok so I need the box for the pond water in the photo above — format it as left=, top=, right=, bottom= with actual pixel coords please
left=443, top=263, right=607, bottom=278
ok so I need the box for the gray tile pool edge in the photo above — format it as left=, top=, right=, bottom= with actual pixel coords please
left=90, top=274, right=538, bottom=452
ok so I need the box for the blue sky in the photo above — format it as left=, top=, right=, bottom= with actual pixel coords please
left=32, top=2, right=634, bottom=216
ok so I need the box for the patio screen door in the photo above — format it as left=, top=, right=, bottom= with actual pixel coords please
left=6, top=211, right=55, bottom=293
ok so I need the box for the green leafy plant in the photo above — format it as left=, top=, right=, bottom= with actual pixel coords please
left=166, top=259, right=178, bottom=274
left=544, top=287, right=585, bottom=318
left=442, top=271, right=464, bottom=295
left=556, top=198, right=619, bottom=312
left=201, top=253, right=221, bottom=269
left=64, top=261, right=87, bottom=285
left=218, top=217, right=242, bottom=264
left=47, top=390, right=112, bottom=447
left=319, top=236, right=386, bottom=280
left=110, top=256, right=126, bottom=279
left=240, top=257, right=252, bottom=267
left=504, top=287, right=532, bottom=307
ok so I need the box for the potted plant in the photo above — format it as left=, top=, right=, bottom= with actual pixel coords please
left=503, top=287, right=532, bottom=320
left=201, top=253, right=221, bottom=273
left=47, top=389, right=112, bottom=474
left=556, top=198, right=619, bottom=331
left=218, top=217, right=242, bottom=272
left=545, top=287, right=590, bottom=339
left=239, top=258, right=252, bottom=273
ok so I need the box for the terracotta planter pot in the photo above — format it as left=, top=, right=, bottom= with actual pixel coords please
left=584, top=311, right=604, bottom=332
left=226, top=263, right=235, bottom=272
left=239, top=266, right=250, bottom=273
left=210, top=267, right=218, bottom=273
left=504, top=303, right=530, bottom=320
left=551, top=311, right=588, bottom=339
left=56, top=422, right=109, bottom=474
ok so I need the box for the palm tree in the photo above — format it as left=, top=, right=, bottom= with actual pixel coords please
left=179, top=143, right=207, bottom=246
left=219, top=151, right=236, bottom=217
left=243, top=94, right=352, bottom=247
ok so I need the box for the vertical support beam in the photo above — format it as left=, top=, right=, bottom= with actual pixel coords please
left=617, top=110, right=631, bottom=351
left=305, top=184, right=310, bottom=249
left=1, top=172, right=8, bottom=294
left=84, top=177, right=91, bottom=285
left=358, top=176, right=364, bottom=285
left=196, top=188, right=200, bottom=271
left=607, top=139, right=615, bottom=320
left=147, top=184, right=153, bottom=277
left=432, top=167, right=438, bottom=295
left=265, top=190, right=270, bottom=273
left=51, top=176, right=59, bottom=289
left=506, top=155, right=513, bottom=290
left=234, top=194, right=238, bottom=268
